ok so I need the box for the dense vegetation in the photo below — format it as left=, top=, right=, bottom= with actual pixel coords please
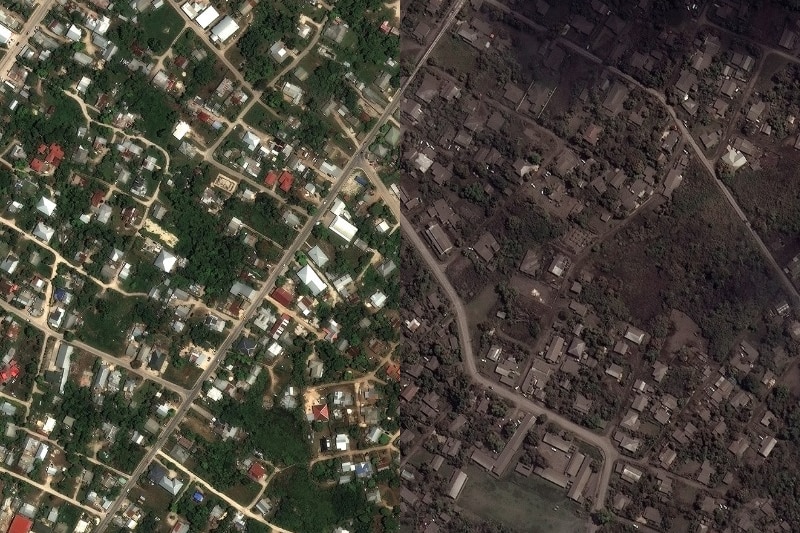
left=120, top=75, right=179, bottom=144
left=164, top=173, right=248, bottom=298
left=41, top=379, right=161, bottom=471
left=210, top=374, right=311, bottom=466
left=332, top=0, right=399, bottom=78
left=595, top=163, right=782, bottom=360
left=238, top=0, right=302, bottom=85
left=7, top=84, right=82, bottom=152
left=270, top=468, right=376, bottom=533
left=223, top=194, right=298, bottom=247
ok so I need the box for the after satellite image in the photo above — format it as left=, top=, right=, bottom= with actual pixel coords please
left=398, top=0, right=800, bottom=532
left=0, top=0, right=796, bottom=532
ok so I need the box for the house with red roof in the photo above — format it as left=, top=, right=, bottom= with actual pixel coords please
left=278, top=170, right=294, bottom=192
left=385, top=363, right=401, bottom=382
left=45, top=143, right=64, bottom=165
left=264, top=171, right=278, bottom=187
left=7, top=514, right=32, bottom=533
left=29, top=143, right=65, bottom=174
left=248, top=462, right=266, bottom=481
left=197, top=111, right=212, bottom=123
left=0, top=362, right=19, bottom=383
left=270, top=287, right=294, bottom=307
left=29, top=159, right=45, bottom=173
left=311, top=404, right=330, bottom=422
left=91, top=190, right=106, bottom=208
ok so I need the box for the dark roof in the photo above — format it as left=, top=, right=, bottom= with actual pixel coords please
left=238, top=336, right=257, bottom=354
left=602, top=82, right=628, bottom=115
left=148, top=463, right=167, bottom=483
left=148, top=351, right=167, bottom=372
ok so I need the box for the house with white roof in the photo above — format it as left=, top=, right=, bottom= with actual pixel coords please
left=173, top=121, right=190, bottom=140
left=369, top=291, right=387, bottom=309
left=282, top=82, right=303, bottom=104
left=76, top=76, right=91, bottom=94
left=33, top=222, right=55, bottom=243
left=328, top=215, right=358, bottom=243
left=307, top=245, right=329, bottom=267
left=194, top=5, right=220, bottom=29
left=154, top=250, right=177, bottom=273
left=0, top=256, right=19, bottom=274
left=36, top=196, right=57, bottom=217
left=210, top=16, right=239, bottom=43
left=0, top=24, right=12, bottom=45
left=66, top=24, right=82, bottom=42
left=335, top=433, right=349, bottom=451
left=297, top=265, right=327, bottom=296
left=270, top=41, right=289, bottom=63
left=241, top=130, right=260, bottom=151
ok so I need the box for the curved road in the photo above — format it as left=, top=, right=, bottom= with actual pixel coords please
left=358, top=162, right=618, bottom=511
left=96, top=0, right=470, bottom=529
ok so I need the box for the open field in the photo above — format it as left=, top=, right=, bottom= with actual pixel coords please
left=79, top=292, right=143, bottom=355
left=458, top=464, right=587, bottom=533
left=138, top=3, right=186, bottom=55
left=163, top=362, right=203, bottom=389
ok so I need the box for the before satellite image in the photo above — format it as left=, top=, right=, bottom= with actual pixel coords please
left=0, top=0, right=401, bottom=531
left=0, top=0, right=797, bottom=532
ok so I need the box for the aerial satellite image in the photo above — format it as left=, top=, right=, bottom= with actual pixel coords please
left=398, top=0, right=800, bottom=532
left=0, top=0, right=797, bottom=532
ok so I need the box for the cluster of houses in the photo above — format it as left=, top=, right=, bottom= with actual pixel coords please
left=400, top=14, right=691, bottom=276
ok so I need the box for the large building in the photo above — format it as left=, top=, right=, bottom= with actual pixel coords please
left=328, top=215, right=358, bottom=243
left=210, top=16, right=240, bottom=43
left=446, top=470, right=468, bottom=499
left=0, top=24, right=12, bottom=45
left=425, top=224, right=453, bottom=256
left=194, top=5, right=220, bottom=29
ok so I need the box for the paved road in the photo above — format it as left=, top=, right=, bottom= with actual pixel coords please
left=399, top=216, right=619, bottom=510
left=601, top=66, right=800, bottom=308
left=0, top=0, right=53, bottom=79
left=94, top=146, right=355, bottom=530
left=482, top=0, right=800, bottom=308
left=366, top=160, right=619, bottom=510
left=96, top=1, right=462, bottom=528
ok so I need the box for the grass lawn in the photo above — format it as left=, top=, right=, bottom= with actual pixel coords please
left=459, top=464, right=587, bottom=533
left=139, top=3, right=186, bottom=55
left=595, top=162, right=783, bottom=360
left=226, top=481, right=263, bottom=507
left=268, top=468, right=375, bottom=533
left=79, top=292, right=143, bottom=355
left=163, top=362, right=203, bottom=389
left=431, top=35, right=479, bottom=76
left=244, top=103, right=280, bottom=131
